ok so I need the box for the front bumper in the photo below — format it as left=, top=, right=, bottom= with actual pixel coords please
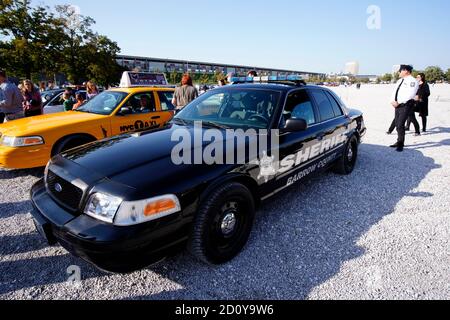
left=30, top=179, right=191, bottom=273
left=0, top=145, right=51, bottom=169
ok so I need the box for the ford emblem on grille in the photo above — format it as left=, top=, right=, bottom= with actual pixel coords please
left=54, top=183, right=63, bottom=193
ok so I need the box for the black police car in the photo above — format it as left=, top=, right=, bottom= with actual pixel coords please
left=30, top=76, right=366, bottom=273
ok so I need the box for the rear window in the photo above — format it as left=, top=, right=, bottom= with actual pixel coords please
left=326, top=92, right=343, bottom=117
left=158, top=91, right=176, bottom=111
left=310, top=90, right=335, bottom=122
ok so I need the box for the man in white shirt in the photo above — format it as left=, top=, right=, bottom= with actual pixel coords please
left=0, top=69, right=24, bottom=122
left=390, top=65, right=419, bottom=152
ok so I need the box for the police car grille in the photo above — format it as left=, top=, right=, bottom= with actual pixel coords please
left=46, top=170, right=83, bottom=211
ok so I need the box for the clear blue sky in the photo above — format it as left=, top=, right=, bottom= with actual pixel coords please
left=34, top=0, right=449, bottom=75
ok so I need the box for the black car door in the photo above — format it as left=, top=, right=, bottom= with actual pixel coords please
left=308, top=88, right=349, bottom=166
left=259, top=89, right=323, bottom=198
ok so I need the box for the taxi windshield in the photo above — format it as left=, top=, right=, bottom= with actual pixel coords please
left=174, top=88, right=281, bottom=129
left=76, top=91, right=128, bottom=115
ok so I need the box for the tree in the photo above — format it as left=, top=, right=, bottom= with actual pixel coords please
left=393, top=72, right=400, bottom=82
left=424, top=66, right=444, bottom=83
left=84, top=35, right=124, bottom=86
left=0, top=0, right=65, bottom=79
left=55, top=5, right=95, bottom=84
left=167, top=71, right=182, bottom=85
left=381, top=73, right=392, bottom=82
left=446, top=68, right=450, bottom=82
left=215, top=71, right=226, bottom=83
left=55, top=4, right=124, bottom=86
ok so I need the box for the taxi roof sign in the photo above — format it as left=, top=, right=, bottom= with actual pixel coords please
left=120, top=71, right=169, bottom=88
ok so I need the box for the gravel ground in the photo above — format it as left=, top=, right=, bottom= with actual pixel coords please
left=0, top=84, right=449, bottom=300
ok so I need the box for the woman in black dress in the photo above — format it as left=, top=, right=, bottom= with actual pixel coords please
left=415, top=73, right=431, bottom=132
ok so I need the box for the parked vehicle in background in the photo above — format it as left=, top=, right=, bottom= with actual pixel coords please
left=43, top=90, right=87, bottom=114
left=0, top=73, right=176, bottom=169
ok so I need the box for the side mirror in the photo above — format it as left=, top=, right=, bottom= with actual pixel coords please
left=283, top=118, right=308, bottom=132
left=118, top=106, right=132, bottom=115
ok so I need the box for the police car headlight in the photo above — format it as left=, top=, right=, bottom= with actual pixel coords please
left=113, top=195, right=181, bottom=226
left=84, top=193, right=123, bottom=224
left=1, top=136, right=44, bottom=147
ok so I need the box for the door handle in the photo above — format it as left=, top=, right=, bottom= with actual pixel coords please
left=151, top=116, right=161, bottom=120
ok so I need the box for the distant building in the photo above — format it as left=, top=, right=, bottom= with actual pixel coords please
left=355, top=75, right=379, bottom=83
left=116, top=55, right=325, bottom=79
left=345, top=62, right=360, bottom=75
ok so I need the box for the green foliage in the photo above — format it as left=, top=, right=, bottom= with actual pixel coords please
left=393, top=72, right=400, bottom=82
left=0, top=0, right=123, bottom=86
left=381, top=73, right=393, bottom=82
left=424, top=66, right=444, bottom=83
left=165, top=71, right=220, bottom=85
left=446, top=69, right=450, bottom=82
left=0, top=0, right=64, bottom=79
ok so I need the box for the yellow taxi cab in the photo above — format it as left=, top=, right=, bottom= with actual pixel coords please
left=0, top=72, right=176, bottom=169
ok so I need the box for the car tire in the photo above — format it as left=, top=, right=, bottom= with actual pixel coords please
left=52, top=136, right=95, bottom=157
left=333, top=135, right=359, bottom=175
left=189, top=182, right=256, bottom=265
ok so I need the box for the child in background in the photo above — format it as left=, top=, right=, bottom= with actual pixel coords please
left=63, top=92, right=74, bottom=111
left=73, top=93, right=85, bottom=110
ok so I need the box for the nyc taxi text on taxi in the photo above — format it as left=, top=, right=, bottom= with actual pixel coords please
left=0, top=73, right=175, bottom=169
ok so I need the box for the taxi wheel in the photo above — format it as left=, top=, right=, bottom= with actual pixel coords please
left=52, top=135, right=95, bottom=157
left=189, top=182, right=255, bottom=265
left=333, top=135, right=358, bottom=175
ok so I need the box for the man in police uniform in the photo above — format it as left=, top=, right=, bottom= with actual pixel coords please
left=390, top=65, right=419, bottom=152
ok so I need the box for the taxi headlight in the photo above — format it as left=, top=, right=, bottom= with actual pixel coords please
left=84, top=193, right=123, bottom=223
left=1, top=136, right=44, bottom=147
left=113, top=195, right=181, bottom=226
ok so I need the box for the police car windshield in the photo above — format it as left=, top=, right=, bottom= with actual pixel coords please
left=76, top=91, right=128, bottom=115
left=175, top=88, right=281, bottom=129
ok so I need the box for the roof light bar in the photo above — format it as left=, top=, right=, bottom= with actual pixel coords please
left=230, top=75, right=303, bottom=83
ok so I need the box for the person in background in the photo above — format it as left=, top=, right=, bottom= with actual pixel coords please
left=62, top=92, right=74, bottom=111
left=73, top=93, right=85, bottom=110
left=226, top=72, right=235, bottom=84
left=63, top=88, right=75, bottom=102
left=0, top=69, right=24, bottom=123
left=172, top=74, right=198, bottom=111
left=247, top=70, right=258, bottom=77
left=389, top=65, right=419, bottom=152
left=47, top=80, right=58, bottom=90
left=22, top=80, right=43, bottom=117
left=86, top=81, right=99, bottom=100
left=39, top=81, right=47, bottom=93
left=405, top=94, right=421, bottom=136
left=416, top=73, right=431, bottom=133
left=218, top=79, right=226, bottom=87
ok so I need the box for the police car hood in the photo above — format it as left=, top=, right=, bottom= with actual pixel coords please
left=62, top=124, right=252, bottom=192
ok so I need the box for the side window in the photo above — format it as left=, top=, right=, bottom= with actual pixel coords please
left=326, top=91, right=343, bottom=117
left=310, top=90, right=335, bottom=122
left=124, top=93, right=156, bottom=114
left=48, top=93, right=63, bottom=106
left=158, top=91, right=175, bottom=111
left=281, top=90, right=316, bottom=127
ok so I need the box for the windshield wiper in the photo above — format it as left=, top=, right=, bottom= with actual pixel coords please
left=201, top=121, right=231, bottom=130
left=172, top=118, right=192, bottom=126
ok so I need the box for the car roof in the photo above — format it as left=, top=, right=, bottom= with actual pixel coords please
left=220, top=83, right=325, bottom=93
